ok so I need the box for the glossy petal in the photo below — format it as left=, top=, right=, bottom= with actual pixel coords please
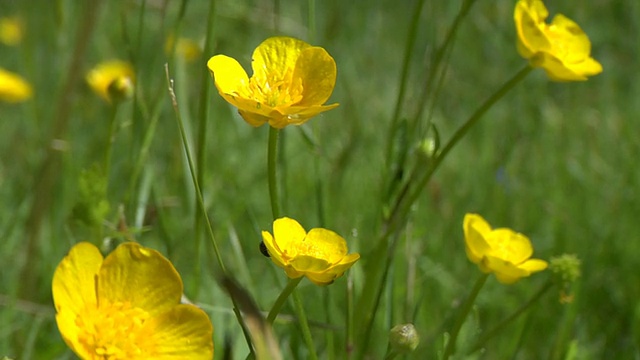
left=463, top=213, right=492, bottom=264
left=293, top=47, right=337, bottom=106
left=52, top=242, right=103, bottom=318
left=146, top=304, right=214, bottom=360
left=251, top=37, right=309, bottom=83
left=98, top=243, right=183, bottom=316
left=518, top=258, right=548, bottom=272
left=262, top=230, right=287, bottom=269
left=272, top=217, right=307, bottom=258
left=52, top=242, right=104, bottom=356
left=486, top=228, right=533, bottom=265
left=304, top=228, right=348, bottom=264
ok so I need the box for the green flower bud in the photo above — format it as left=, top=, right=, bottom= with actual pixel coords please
left=549, top=254, right=581, bottom=284
left=389, top=323, right=419, bottom=353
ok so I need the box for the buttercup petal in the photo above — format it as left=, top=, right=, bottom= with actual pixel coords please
left=251, top=37, right=309, bottom=84
left=208, top=55, right=250, bottom=97
left=145, top=304, right=214, bottom=360
left=52, top=242, right=103, bottom=318
left=292, top=47, right=337, bottom=107
left=486, top=228, right=533, bottom=265
left=484, top=255, right=530, bottom=284
left=52, top=242, right=104, bottom=356
left=262, top=230, right=287, bottom=268
left=463, top=214, right=492, bottom=264
left=289, top=255, right=333, bottom=274
left=273, top=217, right=307, bottom=257
left=514, top=0, right=550, bottom=58
left=518, top=258, right=548, bottom=273
left=549, top=15, right=591, bottom=60
left=304, top=228, right=349, bottom=264
left=98, top=242, right=183, bottom=316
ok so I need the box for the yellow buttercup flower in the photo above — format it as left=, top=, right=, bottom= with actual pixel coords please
left=86, top=60, right=135, bottom=102
left=165, top=35, right=202, bottom=62
left=514, top=0, right=602, bottom=81
left=52, top=242, right=214, bottom=359
left=0, top=16, right=23, bottom=46
left=0, top=68, right=32, bottom=103
left=262, top=217, right=359, bottom=285
left=207, top=36, right=339, bottom=128
left=463, top=213, right=547, bottom=284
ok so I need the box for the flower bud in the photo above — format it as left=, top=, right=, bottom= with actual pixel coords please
left=389, top=323, right=419, bottom=353
left=107, top=76, right=134, bottom=103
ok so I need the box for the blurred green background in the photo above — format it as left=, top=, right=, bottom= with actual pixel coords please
left=1, top=0, right=638, bottom=358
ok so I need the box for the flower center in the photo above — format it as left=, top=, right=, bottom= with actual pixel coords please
left=75, top=301, right=155, bottom=359
left=246, top=69, right=303, bottom=108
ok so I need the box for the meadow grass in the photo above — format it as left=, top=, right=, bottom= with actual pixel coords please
left=1, top=0, right=638, bottom=359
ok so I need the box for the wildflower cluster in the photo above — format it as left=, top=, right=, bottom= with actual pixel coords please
left=42, top=0, right=603, bottom=359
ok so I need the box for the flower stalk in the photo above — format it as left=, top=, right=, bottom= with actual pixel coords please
left=442, top=273, right=489, bottom=359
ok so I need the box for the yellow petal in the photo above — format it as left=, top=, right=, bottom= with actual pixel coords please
left=514, top=0, right=551, bottom=58
left=518, top=258, right=548, bottom=273
left=52, top=242, right=104, bottom=356
left=0, top=67, right=32, bottom=103
left=207, top=55, right=250, bottom=97
left=549, top=14, right=591, bottom=61
left=145, top=304, right=214, bottom=359
left=272, top=103, right=340, bottom=127
left=272, top=217, right=307, bottom=258
left=52, top=242, right=103, bottom=318
left=485, top=228, right=533, bottom=265
left=463, top=213, right=492, bottom=264
left=251, top=37, right=310, bottom=84
left=304, top=228, right=348, bottom=264
left=97, top=242, right=183, bottom=316
left=238, top=110, right=273, bottom=127
left=292, top=47, right=337, bottom=107
left=262, top=230, right=287, bottom=268
left=483, top=255, right=529, bottom=284
left=535, top=53, right=588, bottom=81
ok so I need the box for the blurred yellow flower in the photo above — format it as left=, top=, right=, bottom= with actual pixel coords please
left=464, top=214, right=547, bottom=284
left=514, top=0, right=602, bottom=81
left=0, top=16, right=23, bottom=46
left=165, top=35, right=202, bottom=62
left=52, top=242, right=213, bottom=360
left=262, top=217, right=359, bottom=285
left=0, top=68, right=32, bottom=103
left=86, top=60, right=135, bottom=102
left=208, top=36, right=338, bottom=128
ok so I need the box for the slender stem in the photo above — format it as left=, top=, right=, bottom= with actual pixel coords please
left=103, top=103, right=120, bottom=187
left=292, top=288, right=319, bottom=360
left=266, top=277, right=303, bottom=324
left=268, top=126, right=281, bottom=219
left=442, top=273, right=489, bottom=359
left=389, top=65, right=533, bottom=230
left=165, top=65, right=254, bottom=352
left=469, top=280, right=554, bottom=354
left=193, top=0, right=217, bottom=299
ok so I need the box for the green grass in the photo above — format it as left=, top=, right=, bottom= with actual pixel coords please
left=1, top=0, right=638, bottom=359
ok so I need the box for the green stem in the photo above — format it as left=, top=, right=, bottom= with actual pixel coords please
left=165, top=65, right=254, bottom=353
left=468, top=280, right=554, bottom=354
left=390, top=65, right=533, bottom=230
left=266, top=277, right=302, bottom=324
left=193, top=0, right=217, bottom=299
left=442, top=273, right=489, bottom=359
left=103, top=103, right=120, bottom=187
left=293, top=288, right=319, bottom=360
left=268, top=126, right=281, bottom=219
